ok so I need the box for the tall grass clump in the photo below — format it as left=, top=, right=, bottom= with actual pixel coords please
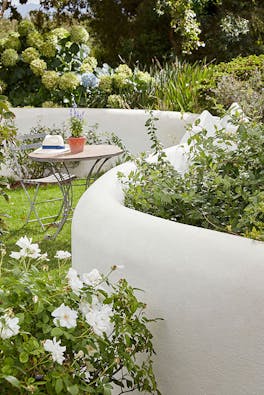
left=150, top=59, right=214, bottom=113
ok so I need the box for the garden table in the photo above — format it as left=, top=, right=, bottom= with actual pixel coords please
left=28, top=144, right=123, bottom=238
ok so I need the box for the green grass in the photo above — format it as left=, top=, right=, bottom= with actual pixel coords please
left=1, top=180, right=87, bottom=267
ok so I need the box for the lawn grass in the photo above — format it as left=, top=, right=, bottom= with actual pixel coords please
left=1, top=179, right=87, bottom=267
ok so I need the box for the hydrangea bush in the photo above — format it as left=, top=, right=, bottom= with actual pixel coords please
left=0, top=21, right=153, bottom=108
left=0, top=237, right=160, bottom=394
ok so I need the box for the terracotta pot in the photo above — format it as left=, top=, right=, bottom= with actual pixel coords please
left=67, top=136, right=86, bottom=154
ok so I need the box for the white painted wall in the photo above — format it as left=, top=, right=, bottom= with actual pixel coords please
left=12, top=108, right=197, bottom=155
left=2, top=108, right=197, bottom=178
left=72, top=150, right=264, bottom=394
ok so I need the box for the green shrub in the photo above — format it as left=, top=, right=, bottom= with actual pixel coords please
left=215, top=55, right=264, bottom=80
left=199, top=55, right=264, bottom=120
left=120, top=113, right=264, bottom=242
left=0, top=240, right=161, bottom=394
left=0, top=95, right=16, bottom=240
left=209, top=72, right=264, bottom=121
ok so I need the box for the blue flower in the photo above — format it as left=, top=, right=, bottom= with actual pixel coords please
left=81, top=73, right=99, bottom=89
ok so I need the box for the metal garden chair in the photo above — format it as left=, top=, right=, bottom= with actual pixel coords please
left=5, top=132, right=75, bottom=232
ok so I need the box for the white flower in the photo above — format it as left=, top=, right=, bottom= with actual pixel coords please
left=16, top=235, right=33, bottom=249
left=79, top=296, right=105, bottom=316
left=85, top=304, right=113, bottom=337
left=82, top=269, right=102, bottom=287
left=52, top=303, right=78, bottom=329
left=43, top=337, right=66, bottom=365
left=38, top=253, right=50, bottom=261
left=79, top=300, right=91, bottom=316
left=12, top=236, right=41, bottom=259
left=55, top=250, right=71, bottom=260
left=66, top=268, right=83, bottom=295
left=10, top=251, right=22, bottom=260
left=0, top=314, right=20, bottom=339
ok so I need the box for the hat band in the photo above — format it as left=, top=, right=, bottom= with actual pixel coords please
left=42, top=145, right=65, bottom=149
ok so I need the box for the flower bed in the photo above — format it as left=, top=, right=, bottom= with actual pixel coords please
left=0, top=237, right=160, bottom=394
left=72, top=109, right=264, bottom=394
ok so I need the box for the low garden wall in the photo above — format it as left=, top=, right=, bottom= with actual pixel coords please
left=12, top=108, right=196, bottom=152
left=71, top=112, right=264, bottom=394
left=2, top=108, right=196, bottom=178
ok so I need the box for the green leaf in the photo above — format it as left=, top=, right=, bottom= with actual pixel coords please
left=69, top=43, right=80, bottom=55
left=19, top=352, right=29, bottom=364
left=55, top=378, right=63, bottom=394
left=103, top=385, right=112, bottom=395
left=67, top=384, right=79, bottom=395
left=4, top=375, right=20, bottom=388
left=51, top=327, right=63, bottom=337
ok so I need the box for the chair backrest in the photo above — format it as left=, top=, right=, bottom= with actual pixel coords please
left=4, top=132, right=47, bottom=180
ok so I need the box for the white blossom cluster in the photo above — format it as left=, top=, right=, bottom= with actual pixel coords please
left=7, top=237, right=118, bottom=366
left=43, top=267, right=114, bottom=364
left=220, top=14, right=250, bottom=40
left=10, top=236, right=71, bottom=262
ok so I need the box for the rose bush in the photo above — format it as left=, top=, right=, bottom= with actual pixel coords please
left=0, top=237, right=160, bottom=394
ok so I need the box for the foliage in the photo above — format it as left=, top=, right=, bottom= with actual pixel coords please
left=120, top=112, right=264, bottom=241
left=89, top=0, right=172, bottom=67
left=87, top=0, right=264, bottom=64
left=156, top=0, right=206, bottom=54
left=214, top=55, right=264, bottom=80
left=0, top=94, right=16, bottom=240
left=149, top=59, right=214, bottom=112
left=200, top=55, right=264, bottom=120
left=2, top=0, right=264, bottom=65
left=209, top=72, right=264, bottom=121
left=0, top=94, right=16, bottom=146
left=0, top=238, right=160, bottom=394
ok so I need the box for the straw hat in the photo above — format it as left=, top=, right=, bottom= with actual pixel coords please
left=42, top=135, right=65, bottom=149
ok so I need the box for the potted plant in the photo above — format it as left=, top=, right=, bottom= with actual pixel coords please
left=67, top=107, right=86, bottom=154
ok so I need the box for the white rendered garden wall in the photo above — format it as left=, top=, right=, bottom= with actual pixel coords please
left=72, top=123, right=264, bottom=394
left=1, top=108, right=196, bottom=178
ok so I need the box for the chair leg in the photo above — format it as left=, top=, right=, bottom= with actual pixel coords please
left=21, top=182, right=46, bottom=231
left=48, top=164, right=73, bottom=239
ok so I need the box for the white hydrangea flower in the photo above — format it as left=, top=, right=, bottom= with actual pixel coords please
left=52, top=303, right=78, bottom=329
left=54, top=250, right=71, bottom=260
left=43, top=337, right=66, bottom=365
left=66, top=268, right=83, bottom=295
left=0, top=314, right=20, bottom=339
left=85, top=304, right=113, bottom=337
left=82, top=269, right=102, bottom=287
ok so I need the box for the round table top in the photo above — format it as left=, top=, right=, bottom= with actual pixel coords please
left=28, top=144, right=124, bottom=162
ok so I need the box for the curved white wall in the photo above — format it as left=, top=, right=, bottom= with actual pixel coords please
left=72, top=143, right=264, bottom=393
